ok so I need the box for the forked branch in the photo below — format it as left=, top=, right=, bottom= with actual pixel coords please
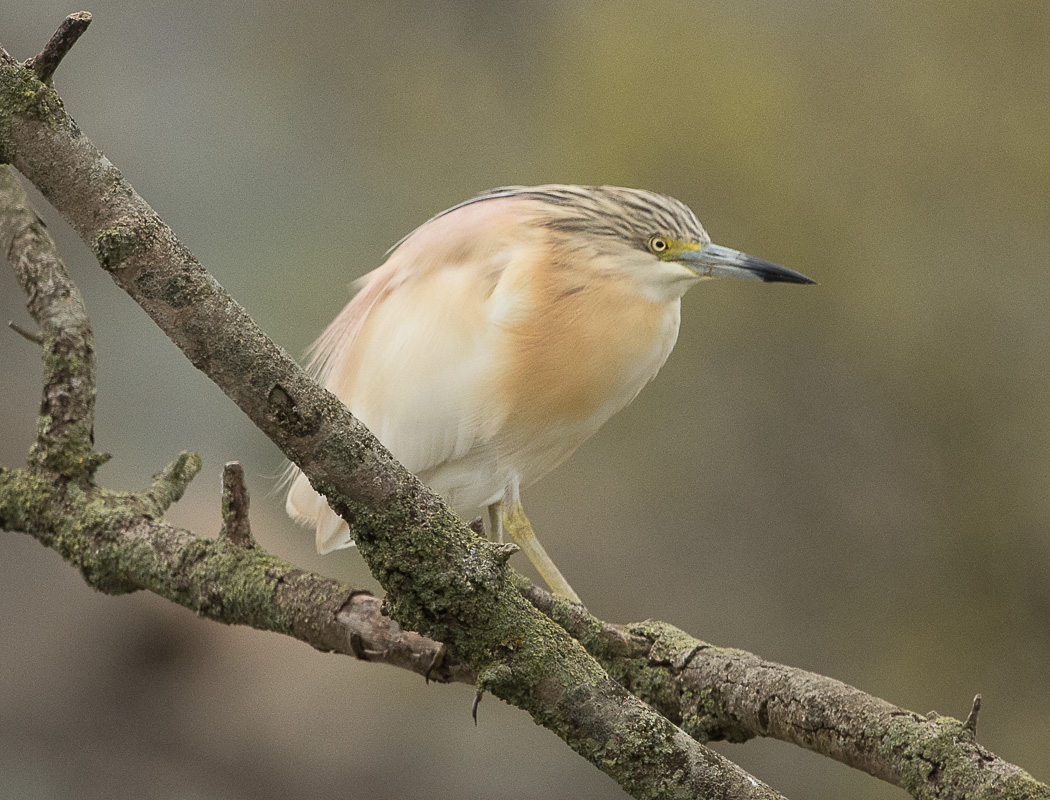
left=1, top=14, right=1047, bottom=800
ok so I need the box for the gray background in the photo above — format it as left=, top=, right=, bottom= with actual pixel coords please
left=2, top=2, right=1048, bottom=798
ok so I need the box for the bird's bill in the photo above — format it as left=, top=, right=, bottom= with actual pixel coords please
left=679, top=243, right=815, bottom=284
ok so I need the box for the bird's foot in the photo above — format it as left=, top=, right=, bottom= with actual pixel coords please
left=424, top=644, right=448, bottom=684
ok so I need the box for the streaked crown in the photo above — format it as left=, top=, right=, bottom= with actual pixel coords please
left=389, top=184, right=709, bottom=257
left=478, top=185, right=708, bottom=246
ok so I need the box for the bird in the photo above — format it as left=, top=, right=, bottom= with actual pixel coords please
left=285, top=185, right=814, bottom=604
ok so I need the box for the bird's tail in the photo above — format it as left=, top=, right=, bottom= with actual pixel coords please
left=284, top=465, right=355, bottom=554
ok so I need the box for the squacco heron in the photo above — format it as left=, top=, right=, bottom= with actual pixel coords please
left=286, top=185, right=813, bottom=603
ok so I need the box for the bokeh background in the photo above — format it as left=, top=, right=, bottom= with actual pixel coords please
left=2, top=2, right=1048, bottom=798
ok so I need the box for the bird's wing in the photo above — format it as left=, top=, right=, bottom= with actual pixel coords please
left=286, top=265, right=503, bottom=552
left=335, top=263, right=501, bottom=475
left=287, top=197, right=541, bottom=553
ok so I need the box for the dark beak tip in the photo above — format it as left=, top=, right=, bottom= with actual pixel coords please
left=740, top=253, right=815, bottom=285
left=762, top=271, right=817, bottom=285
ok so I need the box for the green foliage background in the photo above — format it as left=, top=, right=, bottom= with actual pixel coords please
left=2, top=2, right=1048, bottom=797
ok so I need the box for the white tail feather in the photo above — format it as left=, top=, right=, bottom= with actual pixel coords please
left=285, top=468, right=355, bottom=554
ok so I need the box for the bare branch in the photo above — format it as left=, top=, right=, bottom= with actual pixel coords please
left=964, top=694, right=982, bottom=736
left=0, top=160, right=464, bottom=684
left=23, top=11, right=92, bottom=85
left=220, top=461, right=255, bottom=547
left=8, top=319, right=43, bottom=344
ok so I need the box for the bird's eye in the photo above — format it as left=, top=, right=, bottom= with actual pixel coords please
left=648, top=236, right=669, bottom=254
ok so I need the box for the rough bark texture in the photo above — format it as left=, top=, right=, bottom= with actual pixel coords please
left=0, top=451, right=470, bottom=683
left=22, top=10, right=91, bottom=84
left=526, top=585, right=1049, bottom=799
left=1, top=16, right=1048, bottom=800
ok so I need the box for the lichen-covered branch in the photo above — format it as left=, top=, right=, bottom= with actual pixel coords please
left=0, top=161, right=467, bottom=683
left=0, top=458, right=473, bottom=682
left=0, top=22, right=782, bottom=800
left=525, top=583, right=1050, bottom=800
left=0, top=160, right=106, bottom=484
left=2, top=14, right=1047, bottom=800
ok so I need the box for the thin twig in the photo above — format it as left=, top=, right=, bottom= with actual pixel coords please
left=220, top=461, right=254, bottom=547
left=146, top=452, right=201, bottom=513
left=8, top=320, right=43, bottom=345
left=24, top=11, right=92, bottom=85
left=964, top=694, right=982, bottom=736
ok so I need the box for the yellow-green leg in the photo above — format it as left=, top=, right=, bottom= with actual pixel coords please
left=491, top=499, right=582, bottom=605
left=487, top=503, right=503, bottom=544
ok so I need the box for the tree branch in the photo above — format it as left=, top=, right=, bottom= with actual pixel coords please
left=219, top=461, right=255, bottom=548
left=0, top=153, right=107, bottom=486
left=23, top=11, right=92, bottom=85
left=0, top=455, right=473, bottom=682
left=0, top=21, right=783, bottom=800
left=525, top=585, right=1048, bottom=799
left=1, top=15, right=1047, bottom=800
left=0, top=160, right=464, bottom=680
left=8, top=319, right=43, bottom=344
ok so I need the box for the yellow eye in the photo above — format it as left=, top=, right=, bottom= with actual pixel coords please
left=648, top=236, right=669, bottom=254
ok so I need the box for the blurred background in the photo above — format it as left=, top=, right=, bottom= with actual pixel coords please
left=2, top=1, right=1048, bottom=798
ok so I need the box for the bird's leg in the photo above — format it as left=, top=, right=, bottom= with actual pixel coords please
left=500, top=499, right=582, bottom=605
left=487, top=503, right=504, bottom=543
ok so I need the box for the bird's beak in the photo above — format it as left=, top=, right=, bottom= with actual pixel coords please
left=679, top=243, right=816, bottom=284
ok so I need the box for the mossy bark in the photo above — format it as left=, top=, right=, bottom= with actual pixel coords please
left=2, top=23, right=1048, bottom=800
left=525, top=583, right=1050, bottom=800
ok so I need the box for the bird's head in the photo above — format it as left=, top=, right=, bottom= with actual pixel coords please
left=386, top=185, right=815, bottom=303
left=467, top=185, right=815, bottom=301
left=638, top=234, right=816, bottom=300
